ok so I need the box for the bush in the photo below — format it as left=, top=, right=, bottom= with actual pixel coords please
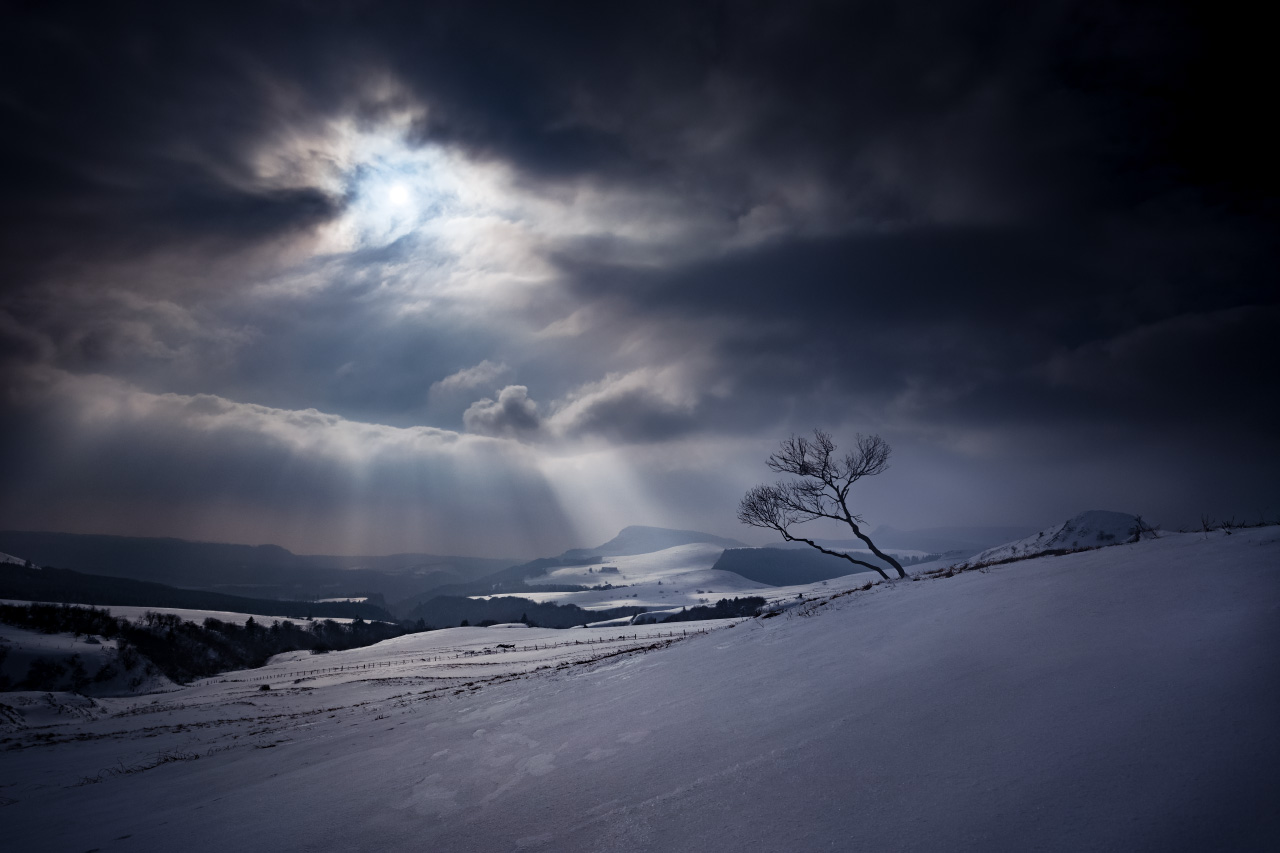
left=22, top=657, right=68, bottom=690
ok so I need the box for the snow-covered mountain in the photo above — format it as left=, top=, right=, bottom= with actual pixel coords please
left=561, top=525, right=746, bottom=560
left=4, top=526, right=1277, bottom=850
left=0, top=551, right=28, bottom=567
left=960, top=510, right=1149, bottom=567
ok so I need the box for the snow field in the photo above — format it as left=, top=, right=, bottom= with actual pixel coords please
left=190, top=621, right=738, bottom=691
left=2, top=527, right=1277, bottom=851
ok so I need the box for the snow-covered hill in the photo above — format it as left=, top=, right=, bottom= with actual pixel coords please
left=4, top=527, right=1278, bottom=851
left=959, top=509, right=1150, bottom=567
left=561, top=525, right=746, bottom=560
left=0, top=624, right=177, bottom=697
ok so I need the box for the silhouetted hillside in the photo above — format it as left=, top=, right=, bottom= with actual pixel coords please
left=0, top=563, right=393, bottom=621
left=0, top=530, right=513, bottom=603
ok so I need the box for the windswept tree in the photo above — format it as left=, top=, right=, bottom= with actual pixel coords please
left=738, top=430, right=906, bottom=580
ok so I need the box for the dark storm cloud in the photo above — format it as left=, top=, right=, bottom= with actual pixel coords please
left=6, top=0, right=1263, bottom=283
left=554, top=384, right=699, bottom=445
left=1, top=4, right=350, bottom=289
left=555, top=214, right=1278, bottom=438
left=1, top=0, right=1276, bottom=545
left=5, top=0, right=1271, bottom=310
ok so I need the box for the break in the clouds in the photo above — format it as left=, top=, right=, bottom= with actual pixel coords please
left=0, top=1, right=1275, bottom=555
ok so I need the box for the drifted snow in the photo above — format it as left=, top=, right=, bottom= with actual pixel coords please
left=3, top=528, right=1278, bottom=851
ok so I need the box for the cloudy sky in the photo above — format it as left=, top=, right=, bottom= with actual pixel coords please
left=1, top=1, right=1275, bottom=558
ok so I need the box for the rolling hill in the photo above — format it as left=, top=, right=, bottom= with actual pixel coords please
left=3, top=526, right=1276, bottom=850
left=560, top=525, right=746, bottom=560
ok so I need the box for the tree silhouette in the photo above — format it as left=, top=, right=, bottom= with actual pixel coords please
left=738, top=430, right=906, bottom=580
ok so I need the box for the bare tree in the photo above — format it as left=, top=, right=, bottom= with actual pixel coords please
left=738, top=430, right=906, bottom=580
left=1129, top=515, right=1160, bottom=543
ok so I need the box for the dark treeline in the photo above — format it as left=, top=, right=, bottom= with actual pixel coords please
left=633, top=597, right=767, bottom=625
left=0, top=602, right=407, bottom=686
left=406, top=596, right=643, bottom=629
left=0, top=564, right=394, bottom=621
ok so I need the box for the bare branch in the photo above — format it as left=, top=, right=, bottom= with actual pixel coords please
left=737, top=482, right=890, bottom=581
left=737, top=484, right=793, bottom=531
left=741, top=430, right=906, bottom=579
left=841, top=434, right=891, bottom=481
left=1129, top=515, right=1160, bottom=543
left=776, top=532, right=891, bottom=581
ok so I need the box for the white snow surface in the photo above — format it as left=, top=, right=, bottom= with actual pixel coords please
left=959, top=509, right=1145, bottom=567
left=3, top=528, right=1279, bottom=851
left=0, top=551, right=29, bottom=567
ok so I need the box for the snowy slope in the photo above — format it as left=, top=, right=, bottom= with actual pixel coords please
left=959, top=509, right=1147, bottom=567
left=0, top=551, right=28, bottom=567
left=3, top=527, right=1278, bottom=851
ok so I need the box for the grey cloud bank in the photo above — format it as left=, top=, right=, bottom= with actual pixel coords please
left=0, top=1, right=1275, bottom=555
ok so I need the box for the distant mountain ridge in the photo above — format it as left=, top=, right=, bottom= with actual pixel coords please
left=0, top=562, right=393, bottom=621
left=562, top=526, right=746, bottom=560
left=0, top=530, right=514, bottom=604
